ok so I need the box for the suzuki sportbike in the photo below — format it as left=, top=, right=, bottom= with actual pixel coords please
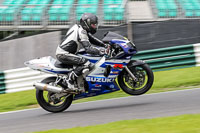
left=25, top=32, right=154, bottom=113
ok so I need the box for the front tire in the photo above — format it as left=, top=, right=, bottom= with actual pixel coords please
left=36, top=77, right=73, bottom=113
left=118, top=64, right=154, bottom=95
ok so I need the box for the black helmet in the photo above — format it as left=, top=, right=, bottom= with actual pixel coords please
left=80, top=13, right=98, bottom=34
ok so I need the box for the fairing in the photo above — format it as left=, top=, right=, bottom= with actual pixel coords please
left=25, top=32, right=138, bottom=100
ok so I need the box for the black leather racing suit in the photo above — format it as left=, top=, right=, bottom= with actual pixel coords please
left=56, top=24, right=106, bottom=76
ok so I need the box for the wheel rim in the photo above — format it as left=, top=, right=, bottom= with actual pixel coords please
left=123, top=66, right=148, bottom=90
left=41, top=82, right=67, bottom=107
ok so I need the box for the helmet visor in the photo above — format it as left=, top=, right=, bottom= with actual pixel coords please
left=91, top=23, right=98, bottom=30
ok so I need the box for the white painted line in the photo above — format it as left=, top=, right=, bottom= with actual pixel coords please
left=73, top=88, right=200, bottom=105
left=0, top=108, right=41, bottom=115
left=0, top=88, right=199, bottom=115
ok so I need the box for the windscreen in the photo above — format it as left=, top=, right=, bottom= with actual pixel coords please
left=102, top=31, right=126, bottom=43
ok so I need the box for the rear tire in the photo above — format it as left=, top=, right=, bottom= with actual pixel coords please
left=36, top=77, right=73, bottom=113
left=118, top=64, right=154, bottom=95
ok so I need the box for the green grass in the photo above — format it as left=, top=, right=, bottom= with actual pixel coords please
left=0, top=90, right=37, bottom=112
left=152, top=66, right=200, bottom=88
left=34, top=114, right=200, bottom=133
left=1, top=66, right=200, bottom=112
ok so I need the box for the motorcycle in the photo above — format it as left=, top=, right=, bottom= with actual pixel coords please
left=24, top=31, right=154, bottom=113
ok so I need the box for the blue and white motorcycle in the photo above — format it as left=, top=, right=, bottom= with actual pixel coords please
left=25, top=32, right=154, bottom=113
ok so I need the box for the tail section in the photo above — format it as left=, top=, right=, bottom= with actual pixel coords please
left=24, top=56, right=72, bottom=74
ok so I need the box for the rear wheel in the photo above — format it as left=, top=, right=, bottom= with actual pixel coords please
left=36, top=77, right=73, bottom=113
left=118, top=64, right=154, bottom=95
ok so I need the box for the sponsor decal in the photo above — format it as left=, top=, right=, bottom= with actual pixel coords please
left=38, top=65, right=44, bottom=67
left=112, top=71, right=119, bottom=74
left=86, top=77, right=115, bottom=82
left=120, top=43, right=128, bottom=48
left=91, top=88, right=101, bottom=91
left=113, top=64, right=124, bottom=69
left=87, top=93, right=97, bottom=97
left=109, top=85, right=115, bottom=89
left=95, top=84, right=102, bottom=87
left=124, top=37, right=128, bottom=40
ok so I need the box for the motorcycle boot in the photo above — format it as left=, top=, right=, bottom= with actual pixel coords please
left=62, top=61, right=94, bottom=92
left=81, top=63, right=94, bottom=77
left=63, top=71, right=78, bottom=91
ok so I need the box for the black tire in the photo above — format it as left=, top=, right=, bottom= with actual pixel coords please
left=36, top=77, right=73, bottom=113
left=118, top=64, right=154, bottom=95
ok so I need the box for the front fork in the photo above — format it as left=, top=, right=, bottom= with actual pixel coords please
left=124, top=66, right=138, bottom=82
left=124, top=60, right=146, bottom=82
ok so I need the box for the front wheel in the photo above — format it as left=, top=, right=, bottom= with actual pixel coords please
left=118, top=64, right=154, bottom=95
left=36, top=77, right=73, bottom=113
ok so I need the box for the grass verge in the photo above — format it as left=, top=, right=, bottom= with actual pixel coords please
left=0, top=66, right=200, bottom=112
left=34, top=113, right=200, bottom=133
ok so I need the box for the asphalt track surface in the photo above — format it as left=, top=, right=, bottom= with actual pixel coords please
left=1, top=88, right=200, bottom=133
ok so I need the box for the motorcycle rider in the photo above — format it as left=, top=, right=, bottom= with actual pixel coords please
left=56, top=13, right=110, bottom=91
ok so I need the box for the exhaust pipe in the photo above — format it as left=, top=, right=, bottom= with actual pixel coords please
left=33, top=82, right=63, bottom=93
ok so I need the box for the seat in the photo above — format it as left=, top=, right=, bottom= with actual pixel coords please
left=76, top=0, right=98, bottom=20
left=0, top=1, right=23, bottom=21
left=55, top=60, right=74, bottom=69
left=48, top=0, right=73, bottom=21
left=103, top=0, right=124, bottom=20
left=104, top=14, right=113, bottom=20
left=154, top=0, right=178, bottom=18
left=177, top=0, right=200, bottom=17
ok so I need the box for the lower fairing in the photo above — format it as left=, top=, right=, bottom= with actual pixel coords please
left=74, top=80, right=120, bottom=100
left=25, top=55, right=131, bottom=100
left=73, top=57, right=130, bottom=100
